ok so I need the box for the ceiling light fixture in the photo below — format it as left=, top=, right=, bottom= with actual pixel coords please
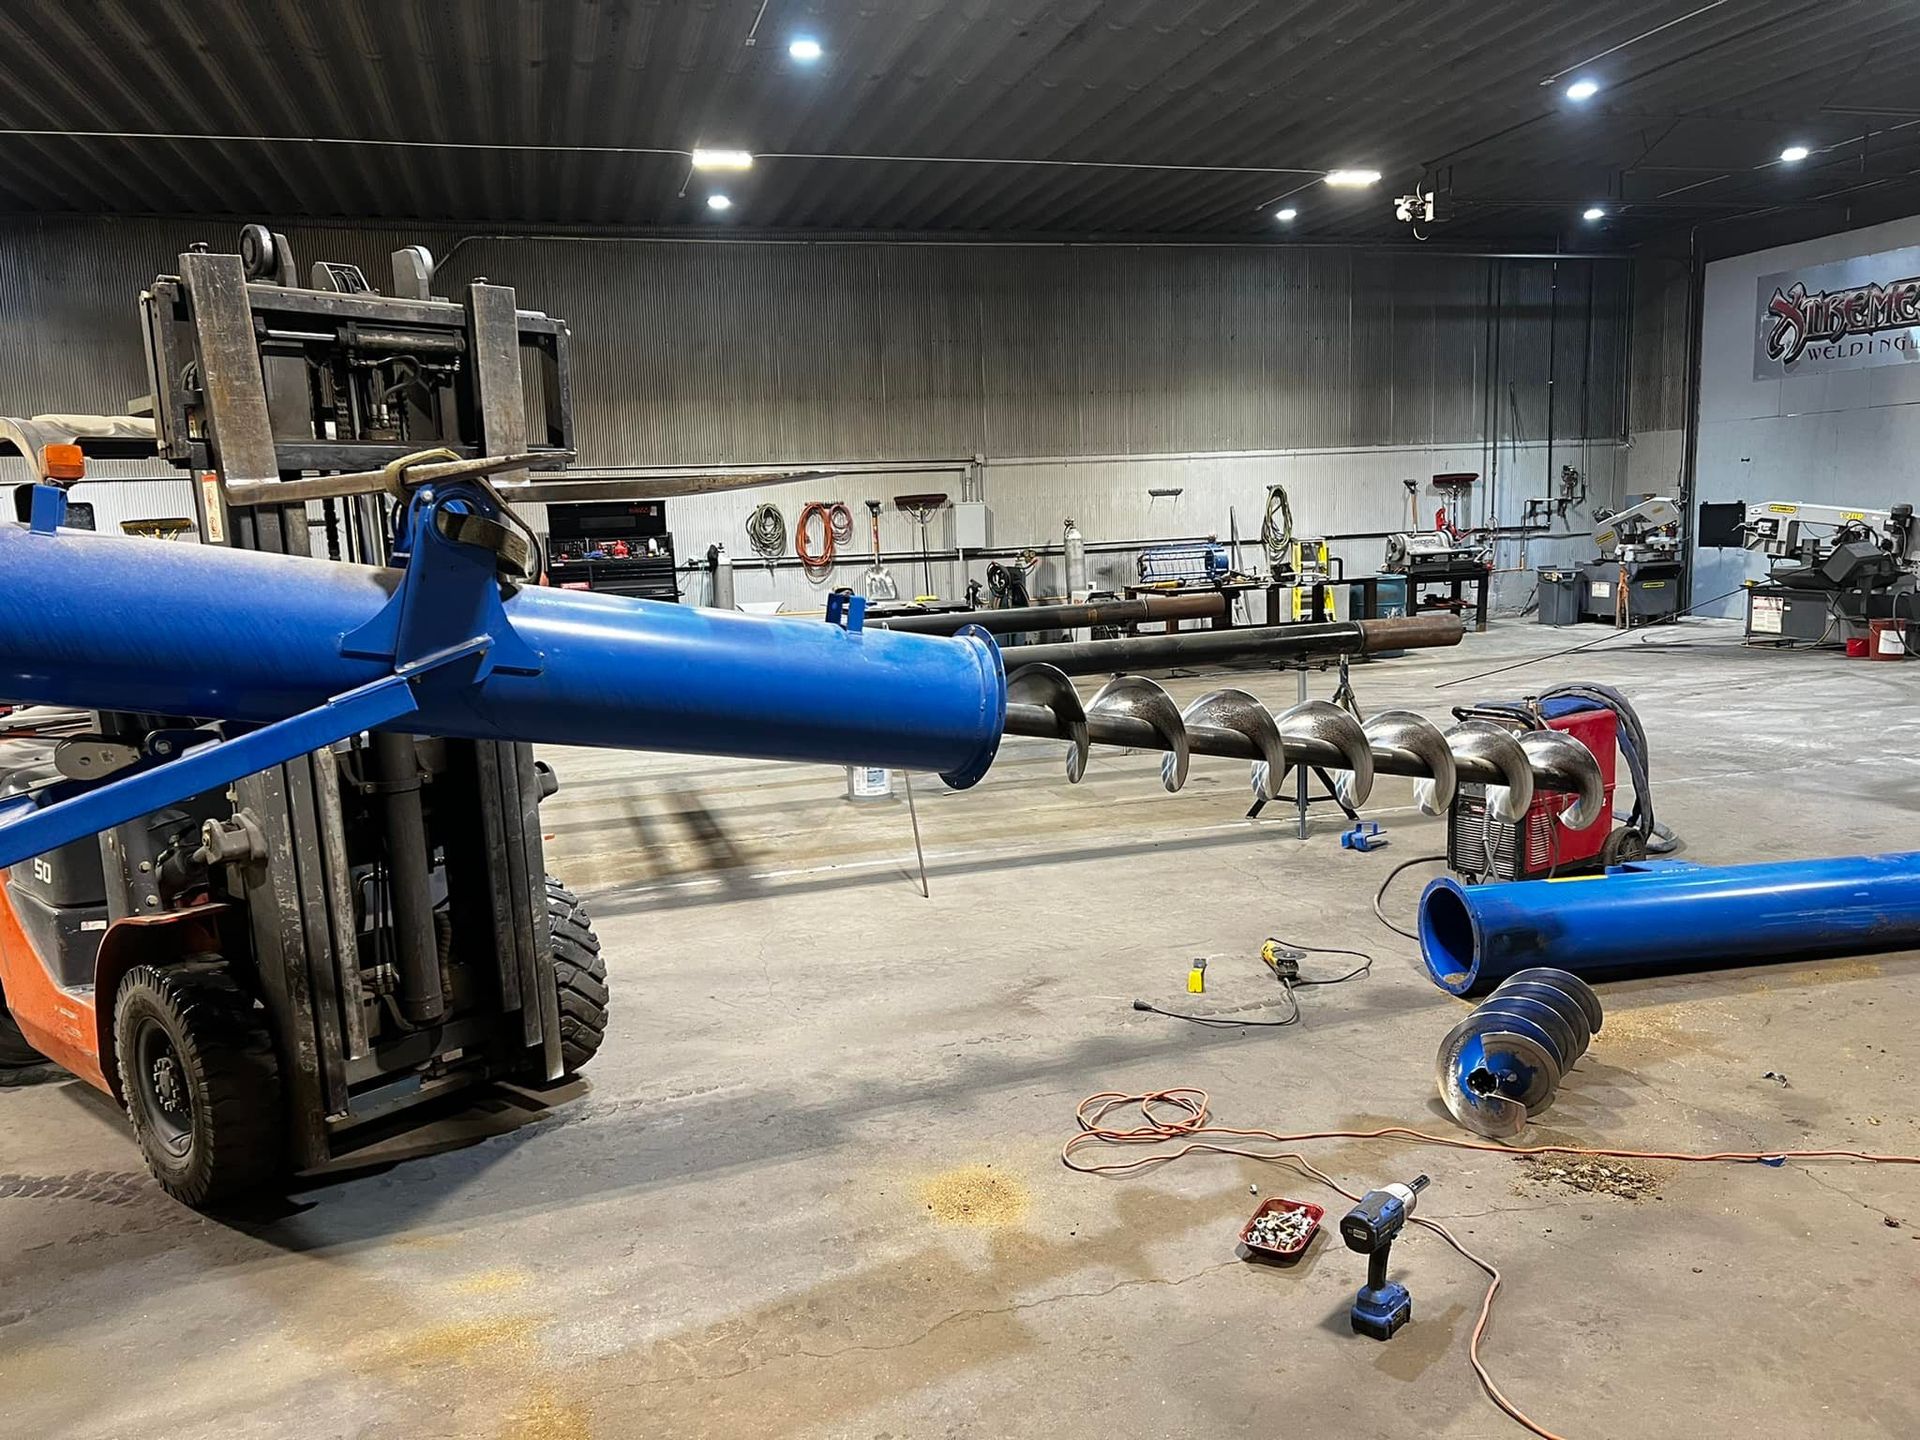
left=789, top=37, right=823, bottom=62
left=1323, top=169, right=1381, bottom=188
left=1582, top=206, right=1606, bottom=221
left=1779, top=144, right=1810, bottom=163
left=1565, top=78, right=1600, bottom=102
left=691, top=148, right=754, bottom=171
left=1275, top=207, right=1298, bottom=221
left=707, top=194, right=733, bottom=211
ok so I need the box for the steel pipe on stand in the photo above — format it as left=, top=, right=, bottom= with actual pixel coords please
left=999, top=614, right=1462, bottom=675
left=873, top=592, right=1225, bottom=636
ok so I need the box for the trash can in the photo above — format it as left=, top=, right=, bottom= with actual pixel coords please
left=1537, top=568, right=1583, bottom=626
left=1372, top=575, right=1408, bottom=619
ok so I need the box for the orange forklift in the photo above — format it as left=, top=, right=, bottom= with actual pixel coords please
left=0, top=230, right=608, bottom=1206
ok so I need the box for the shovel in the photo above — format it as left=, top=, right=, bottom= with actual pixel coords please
left=862, top=499, right=898, bottom=600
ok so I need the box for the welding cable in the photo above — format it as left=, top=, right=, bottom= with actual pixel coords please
left=1373, top=854, right=1447, bottom=939
left=986, top=560, right=1032, bottom=608
left=1897, top=587, right=1920, bottom=656
left=745, top=502, right=787, bottom=563
left=1536, top=683, right=1677, bottom=853
left=1062, top=1088, right=1920, bottom=1440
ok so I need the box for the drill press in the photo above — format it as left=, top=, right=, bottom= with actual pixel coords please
left=1340, top=1175, right=1429, bottom=1340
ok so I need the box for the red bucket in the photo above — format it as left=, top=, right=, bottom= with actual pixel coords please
left=1870, top=618, right=1909, bottom=661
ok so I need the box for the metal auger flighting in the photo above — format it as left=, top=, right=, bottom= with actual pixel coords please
left=1000, top=662, right=1605, bottom=819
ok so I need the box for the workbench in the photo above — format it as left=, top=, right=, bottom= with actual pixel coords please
left=1400, top=561, right=1491, bottom=632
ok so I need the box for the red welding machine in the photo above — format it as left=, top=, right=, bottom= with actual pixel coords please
left=1446, top=700, right=1637, bottom=880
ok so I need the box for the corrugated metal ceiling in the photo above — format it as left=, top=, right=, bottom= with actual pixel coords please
left=0, top=0, right=1913, bottom=245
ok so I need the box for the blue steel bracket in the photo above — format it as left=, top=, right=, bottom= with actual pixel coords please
left=342, top=482, right=543, bottom=682
left=824, top=590, right=867, bottom=632
left=27, top=482, right=69, bottom=534
left=0, top=649, right=483, bottom=872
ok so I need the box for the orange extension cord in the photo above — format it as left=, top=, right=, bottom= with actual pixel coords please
left=1063, top=1088, right=1920, bottom=1440
left=796, top=500, right=854, bottom=580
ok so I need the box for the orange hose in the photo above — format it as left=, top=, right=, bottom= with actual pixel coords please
left=1063, top=1088, right=1920, bottom=1440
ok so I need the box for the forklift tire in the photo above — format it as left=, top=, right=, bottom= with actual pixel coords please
left=112, top=961, right=286, bottom=1208
left=1599, top=826, right=1648, bottom=867
left=0, top=997, right=43, bottom=1068
left=547, top=877, right=608, bottom=1076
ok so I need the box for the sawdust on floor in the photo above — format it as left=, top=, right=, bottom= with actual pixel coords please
left=497, top=1385, right=593, bottom=1440
left=1516, top=1155, right=1664, bottom=1200
left=388, top=1316, right=542, bottom=1369
left=454, top=1267, right=533, bottom=1296
left=1749, top=958, right=1884, bottom=991
left=1598, top=1006, right=1690, bottom=1047
left=920, top=1164, right=1030, bottom=1227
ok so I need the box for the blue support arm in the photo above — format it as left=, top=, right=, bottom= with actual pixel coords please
left=0, top=670, right=424, bottom=872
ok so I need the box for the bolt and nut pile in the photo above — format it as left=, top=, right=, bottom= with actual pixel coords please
left=1246, top=1206, right=1317, bottom=1251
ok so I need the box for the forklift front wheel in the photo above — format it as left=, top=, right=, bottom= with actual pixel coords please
left=113, top=961, right=286, bottom=1208
left=0, top=1007, right=43, bottom=1068
left=0, top=979, right=43, bottom=1067
left=547, top=877, right=608, bottom=1076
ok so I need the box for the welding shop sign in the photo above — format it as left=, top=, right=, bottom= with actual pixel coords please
left=1754, top=242, right=1920, bottom=380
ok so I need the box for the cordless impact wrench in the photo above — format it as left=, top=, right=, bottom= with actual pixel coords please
left=1339, top=1174, right=1429, bottom=1340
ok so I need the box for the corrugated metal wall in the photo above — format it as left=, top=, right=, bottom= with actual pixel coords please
left=463, top=238, right=1631, bottom=465
left=1630, top=255, right=1693, bottom=436
left=0, top=215, right=1638, bottom=609
left=0, top=216, right=1632, bottom=459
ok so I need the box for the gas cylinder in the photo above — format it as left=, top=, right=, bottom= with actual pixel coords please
left=708, top=542, right=736, bottom=611
left=1063, top=518, right=1089, bottom=602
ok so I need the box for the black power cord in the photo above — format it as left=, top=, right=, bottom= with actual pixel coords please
left=1373, top=853, right=1447, bottom=939
left=1132, top=937, right=1376, bottom=1028
left=1133, top=996, right=1301, bottom=1028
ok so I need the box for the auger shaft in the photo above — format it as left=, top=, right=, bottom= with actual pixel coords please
left=1004, top=704, right=1544, bottom=788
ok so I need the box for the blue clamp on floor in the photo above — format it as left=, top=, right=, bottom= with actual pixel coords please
left=1341, top=821, right=1386, bottom=852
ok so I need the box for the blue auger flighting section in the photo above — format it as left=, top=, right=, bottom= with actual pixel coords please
left=0, top=504, right=1008, bottom=868
left=1435, top=968, right=1602, bottom=1138
left=1419, top=851, right=1920, bottom=996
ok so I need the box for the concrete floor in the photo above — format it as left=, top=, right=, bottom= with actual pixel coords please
left=4, top=617, right=1920, bottom=1439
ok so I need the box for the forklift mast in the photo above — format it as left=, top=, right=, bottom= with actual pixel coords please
left=117, top=228, right=578, bottom=1167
